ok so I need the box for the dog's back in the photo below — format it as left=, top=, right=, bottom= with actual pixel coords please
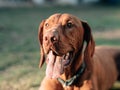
left=93, top=46, right=120, bottom=89
left=114, top=48, right=120, bottom=81
left=96, top=46, right=120, bottom=80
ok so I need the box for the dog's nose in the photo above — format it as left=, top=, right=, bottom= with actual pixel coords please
left=50, top=35, right=57, bottom=43
left=44, top=32, right=58, bottom=44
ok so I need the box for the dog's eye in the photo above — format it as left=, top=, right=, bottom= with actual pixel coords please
left=66, top=22, right=72, bottom=28
left=45, top=23, right=49, bottom=27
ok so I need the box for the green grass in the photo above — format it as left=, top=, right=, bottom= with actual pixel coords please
left=95, top=39, right=120, bottom=46
left=0, top=6, right=120, bottom=90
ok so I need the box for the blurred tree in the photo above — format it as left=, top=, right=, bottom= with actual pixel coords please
left=100, top=0, right=120, bottom=4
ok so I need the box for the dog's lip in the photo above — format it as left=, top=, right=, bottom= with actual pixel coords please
left=47, top=50, right=73, bottom=67
left=62, top=51, right=73, bottom=67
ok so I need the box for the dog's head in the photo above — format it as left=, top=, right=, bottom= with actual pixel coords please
left=38, top=13, right=95, bottom=78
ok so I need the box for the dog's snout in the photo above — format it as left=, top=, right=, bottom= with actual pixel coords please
left=44, top=31, right=58, bottom=44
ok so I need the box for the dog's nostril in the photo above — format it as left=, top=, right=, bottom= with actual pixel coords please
left=51, top=36, right=57, bottom=43
left=44, top=36, right=48, bottom=41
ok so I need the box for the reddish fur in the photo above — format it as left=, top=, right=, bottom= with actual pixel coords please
left=38, top=13, right=120, bottom=90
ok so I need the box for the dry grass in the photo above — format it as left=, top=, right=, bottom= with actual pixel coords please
left=94, top=29, right=120, bottom=39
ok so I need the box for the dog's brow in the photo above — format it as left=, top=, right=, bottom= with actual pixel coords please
left=58, top=15, right=72, bottom=25
left=56, top=14, right=62, bottom=23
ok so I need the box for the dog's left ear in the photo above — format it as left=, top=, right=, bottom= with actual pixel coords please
left=38, top=20, right=46, bottom=68
left=81, top=21, right=95, bottom=73
left=82, top=21, right=95, bottom=57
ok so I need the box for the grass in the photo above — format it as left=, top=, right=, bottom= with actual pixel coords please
left=0, top=5, right=120, bottom=90
left=95, top=39, right=120, bottom=46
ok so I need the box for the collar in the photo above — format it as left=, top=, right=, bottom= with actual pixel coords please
left=57, top=61, right=86, bottom=87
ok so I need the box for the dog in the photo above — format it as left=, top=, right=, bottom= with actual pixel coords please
left=38, top=13, right=120, bottom=90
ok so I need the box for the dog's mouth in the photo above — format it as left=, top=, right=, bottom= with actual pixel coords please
left=45, top=50, right=73, bottom=79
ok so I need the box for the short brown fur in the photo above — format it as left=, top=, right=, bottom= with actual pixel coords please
left=38, top=13, right=120, bottom=90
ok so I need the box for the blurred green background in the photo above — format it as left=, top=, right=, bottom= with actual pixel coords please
left=0, top=0, right=120, bottom=90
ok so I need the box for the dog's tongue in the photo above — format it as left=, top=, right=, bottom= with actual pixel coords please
left=46, top=51, right=63, bottom=79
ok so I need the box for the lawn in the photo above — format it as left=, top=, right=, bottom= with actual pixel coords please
left=0, top=5, right=120, bottom=90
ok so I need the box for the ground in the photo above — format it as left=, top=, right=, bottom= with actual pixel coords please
left=0, top=5, right=120, bottom=90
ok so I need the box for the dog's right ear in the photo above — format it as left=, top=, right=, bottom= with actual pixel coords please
left=38, top=20, right=45, bottom=68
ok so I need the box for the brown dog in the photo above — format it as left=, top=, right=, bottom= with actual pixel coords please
left=38, top=13, right=120, bottom=90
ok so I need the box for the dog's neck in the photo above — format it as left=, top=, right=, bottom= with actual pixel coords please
left=57, top=60, right=86, bottom=87
left=57, top=42, right=87, bottom=87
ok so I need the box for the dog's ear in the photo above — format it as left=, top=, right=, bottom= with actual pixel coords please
left=82, top=21, right=95, bottom=73
left=38, top=20, right=46, bottom=68
left=82, top=21, right=95, bottom=57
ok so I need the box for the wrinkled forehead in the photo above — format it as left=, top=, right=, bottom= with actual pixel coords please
left=45, top=13, right=82, bottom=26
